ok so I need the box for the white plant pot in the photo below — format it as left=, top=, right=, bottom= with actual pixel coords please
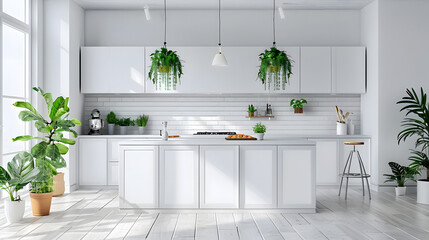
left=137, top=126, right=145, bottom=135
left=417, top=180, right=429, bottom=204
left=107, top=124, right=115, bottom=135
left=395, top=186, right=406, bottom=196
left=336, top=122, right=347, bottom=135
left=5, top=200, right=25, bottom=223
left=119, top=126, right=127, bottom=135
left=255, top=133, right=265, bottom=140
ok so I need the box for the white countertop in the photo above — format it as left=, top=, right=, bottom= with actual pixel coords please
left=78, top=134, right=371, bottom=139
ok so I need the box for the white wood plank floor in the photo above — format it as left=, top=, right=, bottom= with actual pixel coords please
left=0, top=187, right=427, bottom=239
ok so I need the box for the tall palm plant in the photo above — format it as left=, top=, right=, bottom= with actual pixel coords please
left=397, top=88, right=429, bottom=180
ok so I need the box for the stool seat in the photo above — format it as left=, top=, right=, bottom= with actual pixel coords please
left=344, top=142, right=364, bottom=145
left=341, top=173, right=371, bottom=178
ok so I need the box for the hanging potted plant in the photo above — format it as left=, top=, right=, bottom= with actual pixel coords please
left=12, top=87, right=81, bottom=215
left=257, top=0, right=292, bottom=91
left=136, top=115, right=149, bottom=135
left=397, top=88, right=429, bottom=203
left=0, top=152, right=39, bottom=223
left=148, top=0, right=183, bottom=91
left=383, top=162, right=418, bottom=196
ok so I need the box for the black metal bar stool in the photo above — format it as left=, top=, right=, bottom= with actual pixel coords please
left=338, top=142, right=371, bottom=200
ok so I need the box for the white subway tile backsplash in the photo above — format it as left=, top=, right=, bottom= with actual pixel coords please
left=83, top=94, right=361, bottom=136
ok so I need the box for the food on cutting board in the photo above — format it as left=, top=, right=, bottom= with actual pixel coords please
left=226, top=134, right=256, bottom=140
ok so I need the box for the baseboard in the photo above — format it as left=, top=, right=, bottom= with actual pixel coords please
left=370, top=184, right=417, bottom=193
left=78, top=185, right=119, bottom=190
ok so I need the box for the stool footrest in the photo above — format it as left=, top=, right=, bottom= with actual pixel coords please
left=340, top=173, right=371, bottom=178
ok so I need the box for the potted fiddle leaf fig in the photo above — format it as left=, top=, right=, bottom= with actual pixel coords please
left=106, top=111, right=117, bottom=135
left=136, top=115, right=149, bottom=135
left=12, top=87, right=81, bottom=215
left=0, top=152, right=39, bottom=223
left=397, top=88, right=429, bottom=203
left=383, top=162, right=418, bottom=196
left=148, top=48, right=183, bottom=91
left=257, top=47, right=293, bottom=91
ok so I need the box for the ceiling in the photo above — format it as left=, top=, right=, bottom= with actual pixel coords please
left=75, top=0, right=374, bottom=10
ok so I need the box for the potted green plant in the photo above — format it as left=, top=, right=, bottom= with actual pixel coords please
left=397, top=88, right=429, bottom=203
left=248, top=105, right=257, bottom=117
left=290, top=99, right=307, bottom=114
left=257, top=47, right=293, bottom=91
left=0, top=152, right=39, bottom=223
left=106, top=111, right=117, bottom=135
left=148, top=48, right=183, bottom=91
left=116, top=117, right=134, bottom=135
left=383, top=162, right=418, bottom=196
left=136, top=115, right=149, bottom=135
left=253, top=123, right=266, bottom=140
left=12, top=87, right=81, bottom=215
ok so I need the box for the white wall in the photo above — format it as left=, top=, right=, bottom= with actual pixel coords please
left=361, top=0, right=379, bottom=186
left=85, top=10, right=361, bottom=46
left=44, top=0, right=84, bottom=192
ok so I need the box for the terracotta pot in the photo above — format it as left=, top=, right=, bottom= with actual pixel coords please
left=53, top=173, right=65, bottom=197
left=294, top=107, right=303, bottom=114
left=30, top=192, right=53, bottom=216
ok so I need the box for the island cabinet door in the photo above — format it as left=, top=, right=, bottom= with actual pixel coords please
left=240, top=146, right=277, bottom=208
left=160, top=146, right=199, bottom=208
left=278, top=146, right=316, bottom=209
left=200, top=146, right=239, bottom=208
left=119, top=146, right=158, bottom=208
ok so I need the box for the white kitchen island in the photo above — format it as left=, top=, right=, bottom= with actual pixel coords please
left=116, top=137, right=316, bottom=213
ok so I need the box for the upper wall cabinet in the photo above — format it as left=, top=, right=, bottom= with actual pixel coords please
left=300, top=47, right=332, bottom=94
left=144, top=47, right=301, bottom=94
left=332, top=47, right=366, bottom=94
left=81, top=47, right=145, bottom=94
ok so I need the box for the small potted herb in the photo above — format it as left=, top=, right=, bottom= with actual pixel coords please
left=290, top=99, right=307, bottom=114
left=248, top=105, right=257, bottom=117
left=0, top=152, right=39, bottom=223
left=384, top=162, right=418, bottom=196
left=106, top=111, right=117, bottom=135
left=116, top=117, right=135, bottom=135
left=136, top=115, right=149, bottom=135
left=253, top=123, right=266, bottom=140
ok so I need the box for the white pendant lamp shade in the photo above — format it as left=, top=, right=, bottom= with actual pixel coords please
left=212, top=49, right=228, bottom=66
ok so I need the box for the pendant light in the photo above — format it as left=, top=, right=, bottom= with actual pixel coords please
left=212, top=0, right=228, bottom=66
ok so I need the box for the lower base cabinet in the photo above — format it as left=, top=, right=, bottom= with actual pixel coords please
left=278, top=146, right=316, bottom=209
left=159, top=146, right=199, bottom=208
left=119, top=146, right=158, bottom=208
left=240, top=146, right=277, bottom=208
left=79, top=139, right=107, bottom=186
left=200, top=146, right=239, bottom=208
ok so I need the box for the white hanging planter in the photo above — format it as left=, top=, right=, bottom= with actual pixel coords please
left=4, top=199, right=25, bottom=223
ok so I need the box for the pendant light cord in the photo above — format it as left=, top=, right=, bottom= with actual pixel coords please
left=218, top=0, right=221, bottom=47
left=272, top=0, right=276, bottom=47
left=164, top=0, right=167, bottom=47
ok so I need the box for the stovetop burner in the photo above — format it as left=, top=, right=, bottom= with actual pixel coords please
left=194, top=132, right=237, bottom=135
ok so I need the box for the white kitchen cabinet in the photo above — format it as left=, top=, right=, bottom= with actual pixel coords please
left=119, top=145, right=158, bottom=208
left=312, top=140, right=339, bottom=185
left=79, top=138, right=107, bottom=186
left=108, top=162, right=119, bottom=186
left=339, top=139, right=371, bottom=184
left=200, top=146, right=239, bottom=208
left=279, top=47, right=300, bottom=93
left=81, top=47, right=145, bottom=94
left=240, top=146, right=277, bottom=208
left=159, top=146, right=199, bottom=208
left=300, top=47, right=332, bottom=93
left=332, top=47, right=366, bottom=93
left=278, top=146, right=316, bottom=209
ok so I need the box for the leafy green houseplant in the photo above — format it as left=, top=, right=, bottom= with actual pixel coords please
left=290, top=99, right=307, bottom=114
left=384, top=162, right=417, bottom=196
left=148, top=48, right=183, bottom=91
left=136, top=115, right=149, bottom=135
left=258, top=47, right=293, bottom=91
left=116, top=117, right=134, bottom=135
left=106, top=111, right=117, bottom=135
left=397, top=88, right=429, bottom=203
left=0, top=152, right=39, bottom=223
left=248, top=105, right=256, bottom=117
left=12, top=87, right=81, bottom=216
left=253, top=123, right=266, bottom=140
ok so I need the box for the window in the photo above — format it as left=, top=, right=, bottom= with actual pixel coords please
left=0, top=0, right=30, bottom=179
